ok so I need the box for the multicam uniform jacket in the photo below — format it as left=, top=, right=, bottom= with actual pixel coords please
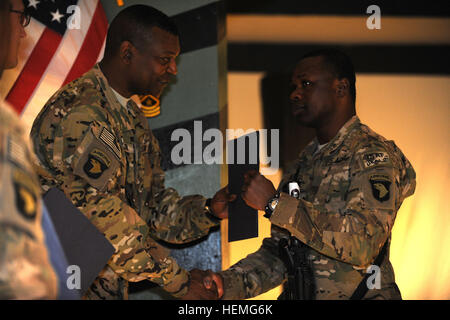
left=30, top=64, right=219, bottom=299
left=0, top=102, right=57, bottom=299
left=220, top=116, right=416, bottom=300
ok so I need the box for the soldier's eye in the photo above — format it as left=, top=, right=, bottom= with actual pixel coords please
left=302, top=80, right=312, bottom=87
left=159, top=57, right=170, bottom=65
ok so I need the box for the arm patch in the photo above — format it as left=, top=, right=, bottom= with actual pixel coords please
left=362, top=151, right=390, bottom=169
left=369, top=174, right=391, bottom=202
left=72, top=125, right=121, bottom=192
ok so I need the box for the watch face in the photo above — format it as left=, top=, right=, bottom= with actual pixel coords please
left=269, top=198, right=279, bottom=210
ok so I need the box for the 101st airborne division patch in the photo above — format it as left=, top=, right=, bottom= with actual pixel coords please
left=83, top=148, right=111, bottom=179
left=369, top=174, right=391, bottom=202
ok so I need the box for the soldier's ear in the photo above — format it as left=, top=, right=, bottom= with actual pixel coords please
left=119, top=41, right=134, bottom=65
left=336, top=79, right=349, bottom=98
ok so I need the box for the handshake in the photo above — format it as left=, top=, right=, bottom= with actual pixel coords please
left=179, top=171, right=277, bottom=300
left=181, top=269, right=224, bottom=300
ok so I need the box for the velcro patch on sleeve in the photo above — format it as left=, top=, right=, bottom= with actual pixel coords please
left=73, top=125, right=121, bottom=192
left=99, top=127, right=121, bottom=160
left=369, top=174, right=391, bottom=202
left=12, top=169, right=38, bottom=221
left=362, top=151, right=390, bottom=169
left=7, top=135, right=29, bottom=170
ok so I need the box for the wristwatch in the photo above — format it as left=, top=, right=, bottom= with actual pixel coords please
left=205, top=198, right=212, bottom=214
left=264, top=192, right=280, bottom=219
left=205, top=198, right=221, bottom=220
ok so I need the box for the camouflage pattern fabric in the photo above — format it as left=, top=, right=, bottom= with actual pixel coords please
left=220, top=116, right=416, bottom=300
left=30, top=64, right=219, bottom=299
left=0, top=102, right=57, bottom=299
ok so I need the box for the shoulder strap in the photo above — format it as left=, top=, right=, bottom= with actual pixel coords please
left=350, top=240, right=388, bottom=300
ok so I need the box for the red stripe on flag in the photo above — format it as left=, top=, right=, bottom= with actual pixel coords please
left=6, top=28, right=62, bottom=114
left=62, top=1, right=108, bottom=86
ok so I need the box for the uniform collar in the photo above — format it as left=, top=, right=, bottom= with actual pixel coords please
left=321, top=115, right=360, bottom=156
left=91, top=64, right=138, bottom=118
left=110, top=86, right=130, bottom=109
left=90, top=64, right=124, bottom=114
left=298, top=115, right=360, bottom=159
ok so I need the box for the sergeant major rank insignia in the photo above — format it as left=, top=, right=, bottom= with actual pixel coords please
left=83, top=148, right=111, bottom=179
left=369, top=174, right=391, bottom=202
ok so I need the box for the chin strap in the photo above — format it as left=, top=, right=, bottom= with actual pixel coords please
left=138, top=94, right=161, bottom=118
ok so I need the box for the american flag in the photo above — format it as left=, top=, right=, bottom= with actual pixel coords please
left=0, top=0, right=108, bottom=132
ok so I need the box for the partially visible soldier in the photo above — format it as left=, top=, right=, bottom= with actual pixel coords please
left=0, top=0, right=57, bottom=299
left=201, top=49, right=416, bottom=300
left=31, top=5, right=230, bottom=300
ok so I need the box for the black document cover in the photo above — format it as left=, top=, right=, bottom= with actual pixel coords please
left=227, top=131, right=259, bottom=242
left=43, top=188, right=115, bottom=296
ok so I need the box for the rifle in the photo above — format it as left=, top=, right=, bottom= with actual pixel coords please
left=278, top=236, right=315, bottom=300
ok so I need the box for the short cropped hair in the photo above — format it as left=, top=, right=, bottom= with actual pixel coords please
left=300, top=48, right=356, bottom=102
left=104, top=5, right=178, bottom=56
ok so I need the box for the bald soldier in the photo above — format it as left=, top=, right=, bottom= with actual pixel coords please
left=31, top=5, right=230, bottom=300
left=0, top=0, right=57, bottom=299
left=201, top=49, right=416, bottom=300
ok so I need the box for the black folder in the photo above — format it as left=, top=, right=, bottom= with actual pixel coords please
left=227, top=131, right=259, bottom=242
left=43, top=188, right=115, bottom=296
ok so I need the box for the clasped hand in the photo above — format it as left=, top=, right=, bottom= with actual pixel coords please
left=182, top=171, right=276, bottom=300
left=181, top=269, right=224, bottom=300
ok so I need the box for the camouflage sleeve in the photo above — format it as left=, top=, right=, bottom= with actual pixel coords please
left=148, top=182, right=219, bottom=244
left=0, top=225, right=58, bottom=299
left=218, top=226, right=287, bottom=300
left=31, top=104, right=189, bottom=297
left=0, top=114, right=58, bottom=299
left=270, top=142, right=416, bottom=268
left=146, top=133, right=219, bottom=244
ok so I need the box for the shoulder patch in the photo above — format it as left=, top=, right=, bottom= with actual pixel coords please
left=72, top=125, right=121, bottom=192
left=362, top=151, right=389, bottom=168
left=369, top=174, right=391, bottom=202
left=99, top=127, right=121, bottom=160
left=7, top=135, right=29, bottom=169
left=12, top=169, right=38, bottom=220
left=83, top=148, right=111, bottom=179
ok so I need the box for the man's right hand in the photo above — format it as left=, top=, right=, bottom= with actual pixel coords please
left=202, top=270, right=224, bottom=299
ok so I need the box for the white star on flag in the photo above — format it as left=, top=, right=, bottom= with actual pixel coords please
left=51, top=9, right=64, bottom=23
left=27, top=0, right=40, bottom=9
left=0, top=0, right=108, bottom=133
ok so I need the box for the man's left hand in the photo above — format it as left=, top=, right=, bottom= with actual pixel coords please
left=242, top=170, right=276, bottom=211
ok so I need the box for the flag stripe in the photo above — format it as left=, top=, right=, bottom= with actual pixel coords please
left=0, top=19, right=46, bottom=99
left=19, top=0, right=103, bottom=132
left=6, top=28, right=62, bottom=114
left=62, top=1, right=108, bottom=86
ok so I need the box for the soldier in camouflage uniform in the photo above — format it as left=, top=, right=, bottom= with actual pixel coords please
left=203, top=49, right=416, bottom=300
left=30, top=5, right=227, bottom=300
left=0, top=0, right=57, bottom=299
left=0, top=102, right=58, bottom=300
